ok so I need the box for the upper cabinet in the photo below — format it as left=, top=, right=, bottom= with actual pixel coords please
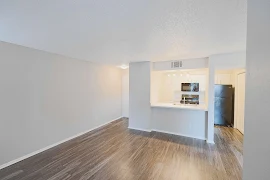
left=189, top=74, right=207, bottom=91
left=215, top=73, right=232, bottom=85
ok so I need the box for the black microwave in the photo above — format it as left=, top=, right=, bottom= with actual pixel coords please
left=181, top=83, right=199, bottom=92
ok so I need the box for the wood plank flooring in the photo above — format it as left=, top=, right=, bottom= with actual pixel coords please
left=0, top=118, right=243, bottom=180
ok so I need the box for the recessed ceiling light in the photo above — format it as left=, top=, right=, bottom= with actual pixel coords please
left=118, top=64, right=129, bottom=69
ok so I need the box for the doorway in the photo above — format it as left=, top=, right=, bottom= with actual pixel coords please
left=214, top=69, right=246, bottom=134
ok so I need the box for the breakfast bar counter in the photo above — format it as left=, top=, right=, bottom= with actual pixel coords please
left=151, top=103, right=208, bottom=111
left=151, top=103, right=208, bottom=140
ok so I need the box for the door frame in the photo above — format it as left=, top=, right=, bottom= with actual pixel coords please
left=234, top=71, right=246, bottom=133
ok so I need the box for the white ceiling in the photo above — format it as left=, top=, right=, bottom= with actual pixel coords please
left=0, top=0, right=247, bottom=65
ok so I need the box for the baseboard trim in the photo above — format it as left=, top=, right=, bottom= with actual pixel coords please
left=206, top=140, right=215, bottom=144
left=151, top=129, right=207, bottom=141
left=128, top=127, right=207, bottom=141
left=128, top=127, right=151, bottom=132
left=0, top=116, right=123, bottom=170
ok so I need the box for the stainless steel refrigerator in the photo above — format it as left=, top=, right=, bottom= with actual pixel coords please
left=214, top=85, right=234, bottom=126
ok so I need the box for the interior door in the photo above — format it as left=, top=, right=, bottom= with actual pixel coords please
left=236, top=72, right=246, bottom=134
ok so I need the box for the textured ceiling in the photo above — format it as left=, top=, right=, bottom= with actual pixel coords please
left=0, top=0, right=247, bottom=65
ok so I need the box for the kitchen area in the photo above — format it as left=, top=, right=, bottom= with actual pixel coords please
left=151, top=68, right=208, bottom=140
left=214, top=69, right=246, bottom=134
left=128, top=54, right=246, bottom=143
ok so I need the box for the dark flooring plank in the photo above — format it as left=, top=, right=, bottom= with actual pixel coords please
left=0, top=119, right=243, bottom=180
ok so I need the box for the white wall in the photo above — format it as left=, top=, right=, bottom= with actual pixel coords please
left=207, top=65, right=215, bottom=143
left=151, top=71, right=163, bottom=104
left=129, top=62, right=151, bottom=131
left=209, top=52, right=246, bottom=69
left=152, top=108, right=207, bottom=140
left=151, top=70, right=207, bottom=104
left=122, top=69, right=129, bottom=117
left=152, top=58, right=208, bottom=71
left=243, top=0, right=270, bottom=179
left=0, top=41, right=122, bottom=167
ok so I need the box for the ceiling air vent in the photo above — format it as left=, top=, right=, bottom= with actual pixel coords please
left=171, top=61, right=182, bottom=69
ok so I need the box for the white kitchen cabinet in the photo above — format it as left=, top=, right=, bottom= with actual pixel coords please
left=215, top=74, right=232, bottom=85
left=190, top=75, right=206, bottom=91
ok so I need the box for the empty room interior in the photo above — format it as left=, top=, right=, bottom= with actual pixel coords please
left=0, top=0, right=269, bottom=180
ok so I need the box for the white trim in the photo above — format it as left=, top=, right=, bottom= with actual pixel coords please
left=129, top=127, right=208, bottom=141
left=234, top=71, right=246, bottom=133
left=0, top=117, right=122, bottom=170
left=206, top=140, right=215, bottom=144
left=151, top=129, right=206, bottom=141
left=128, top=127, right=151, bottom=132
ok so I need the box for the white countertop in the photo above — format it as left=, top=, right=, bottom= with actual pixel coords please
left=151, top=103, right=208, bottom=111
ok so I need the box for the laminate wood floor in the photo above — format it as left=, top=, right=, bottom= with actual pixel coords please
left=0, top=118, right=243, bottom=180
